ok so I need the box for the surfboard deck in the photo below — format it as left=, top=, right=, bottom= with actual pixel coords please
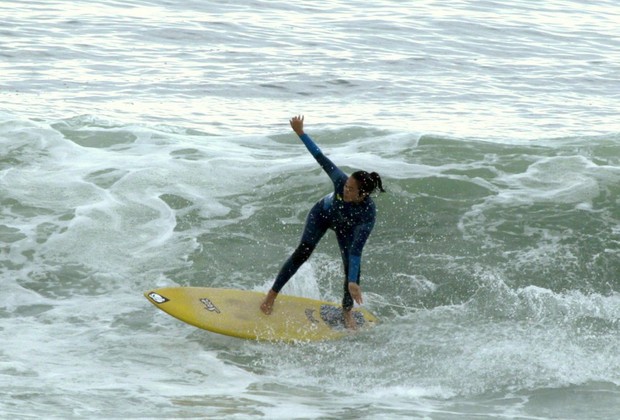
left=144, top=287, right=379, bottom=342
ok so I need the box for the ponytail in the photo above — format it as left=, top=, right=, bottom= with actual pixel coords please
left=352, top=170, right=386, bottom=197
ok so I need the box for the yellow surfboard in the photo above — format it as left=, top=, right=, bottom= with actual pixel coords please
left=144, top=287, right=379, bottom=342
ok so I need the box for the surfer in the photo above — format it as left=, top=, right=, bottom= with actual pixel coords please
left=260, top=115, right=384, bottom=329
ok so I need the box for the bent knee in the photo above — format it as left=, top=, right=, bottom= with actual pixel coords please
left=291, top=242, right=314, bottom=265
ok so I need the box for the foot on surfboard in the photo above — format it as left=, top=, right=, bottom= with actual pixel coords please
left=343, top=310, right=358, bottom=330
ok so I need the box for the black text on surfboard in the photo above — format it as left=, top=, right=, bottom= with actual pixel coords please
left=200, top=298, right=221, bottom=314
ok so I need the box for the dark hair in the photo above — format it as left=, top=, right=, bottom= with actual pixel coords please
left=352, top=171, right=386, bottom=197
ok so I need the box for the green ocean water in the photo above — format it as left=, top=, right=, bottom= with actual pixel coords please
left=2, top=0, right=620, bottom=416
left=3, top=116, right=618, bottom=418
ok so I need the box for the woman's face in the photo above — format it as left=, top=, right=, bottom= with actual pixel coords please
left=343, top=176, right=363, bottom=203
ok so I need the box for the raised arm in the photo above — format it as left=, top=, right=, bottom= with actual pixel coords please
left=289, top=115, right=346, bottom=184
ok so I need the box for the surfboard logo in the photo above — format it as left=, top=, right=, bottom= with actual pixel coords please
left=200, top=298, right=221, bottom=314
left=148, top=292, right=169, bottom=304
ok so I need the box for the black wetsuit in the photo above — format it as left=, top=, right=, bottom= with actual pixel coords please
left=270, top=133, right=376, bottom=310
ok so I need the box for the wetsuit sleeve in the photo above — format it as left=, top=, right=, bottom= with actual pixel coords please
left=347, top=219, right=375, bottom=283
left=298, top=133, right=347, bottom=184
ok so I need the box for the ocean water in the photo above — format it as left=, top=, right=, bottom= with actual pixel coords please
left=1, top=0, right=619, bottom=418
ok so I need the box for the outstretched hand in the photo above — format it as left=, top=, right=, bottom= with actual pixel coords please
left=289, top=115, right=305, bottom=136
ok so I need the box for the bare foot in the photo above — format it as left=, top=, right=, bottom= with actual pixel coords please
left=343, top=309, right=358, bottom=330
left=260, top=300, right=273, bottom=315
left=260, top=290, right=278, bottom=315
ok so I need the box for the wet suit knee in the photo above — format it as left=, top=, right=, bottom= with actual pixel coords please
left=272, top=242, right=316, bottom=293
left=341, top=259, right=360, bottom=311
left=291, top=242, right=314, bottom=266
left=342, top=279, right=357, bottom=311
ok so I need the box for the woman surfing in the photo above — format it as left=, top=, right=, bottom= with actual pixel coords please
left=260, top=116, right=385, bottom=329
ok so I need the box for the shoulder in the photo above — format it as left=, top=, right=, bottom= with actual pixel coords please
left=352, top=198, right=375, bottom=224
left=365, top=197, right=376, bottom=211
left=364, top=198, right=377, bottom=219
